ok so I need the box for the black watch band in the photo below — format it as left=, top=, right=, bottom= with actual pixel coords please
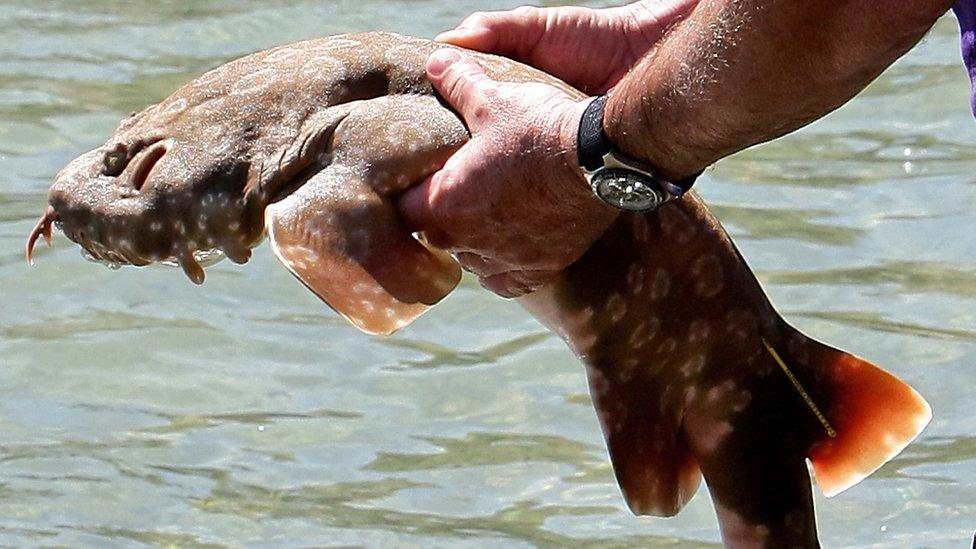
left=578, top=95, right=611, bottom=172
left=576, top=94, right=700, bottom=194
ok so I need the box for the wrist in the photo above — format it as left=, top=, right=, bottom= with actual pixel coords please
left=602, top=89, right=712, bottom=182
left=557, top=99, right=599, bottom=188
left=574, top=95, right=700, bottom=211
left=556, top=99, right=623, bottom=212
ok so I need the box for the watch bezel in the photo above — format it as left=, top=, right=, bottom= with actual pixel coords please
left=590, top=167, right=668, bottom=212
left=583, top=150, right=684, bottom=212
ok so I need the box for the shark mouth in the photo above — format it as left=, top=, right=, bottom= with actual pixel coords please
left=26, top=202, right=234, bottom=284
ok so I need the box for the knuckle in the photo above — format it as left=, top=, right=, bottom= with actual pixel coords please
left=427, top=173, right=465, bottom=222
left=426, top=198, right=456, bottom=231
left=441, top=73, right=467, bottom=102
left=460, top=11, right=501, bottom=31
left=429, top=170, right=458, bottom=197
left=445, top=65, right=487, bottom=97
left=466, top=89, right=496, bottom=122
left=463, top=11, right=491, bottom=26
left=475, top=80, right=499, bottom=100
left=513, top=5, right=538, bottom=19
left=457, top=256, right=489, bottom=277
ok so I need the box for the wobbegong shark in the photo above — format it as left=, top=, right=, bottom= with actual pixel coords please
left=26, top=32, right=931, bottom=547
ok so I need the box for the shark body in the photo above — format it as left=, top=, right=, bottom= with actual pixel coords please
left=27, top=32, right=931, bottom=547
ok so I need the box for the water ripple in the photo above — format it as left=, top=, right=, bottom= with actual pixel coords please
left=364, top=432, right=598, bottom=472
left=141, top=408, right=363, bottom=435
left=712, top=204, right=864, bottom=245
left=3, top=309, right=220, bottom=340
left=788, top=310, right=976, bottom=342
left=194, top=475, right=709, bottom=548
left=762, top=260, right=976, bottom=298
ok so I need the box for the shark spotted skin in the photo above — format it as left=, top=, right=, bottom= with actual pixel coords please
left=27, top=32, right=931, bottom=547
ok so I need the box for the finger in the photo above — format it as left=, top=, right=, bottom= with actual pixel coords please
left=455, top=252, right=510, bottom=278
left=479, top=270, right=558, bottom=299
left=396, top=170, right=467, bottom=251
left=435, top=8, right=546, bottom=58
left=397, top=135, right=485, bottom=240
left=426, top=48, right=496, bottom=131
left=397, top=172, right=440, bottom=234
left=415, top=228, right=453, bottom=253
left=478, top=272, right=526, bottom=299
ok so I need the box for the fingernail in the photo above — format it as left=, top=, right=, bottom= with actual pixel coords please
left=434, top=29, right=471, bottom=43
left=427, top=48, right=462, bottom=77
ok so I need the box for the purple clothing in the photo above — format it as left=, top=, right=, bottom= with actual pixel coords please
left=954, top=0, right=976, bottom=115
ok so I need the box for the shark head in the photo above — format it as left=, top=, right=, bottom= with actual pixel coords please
left=25, top=34, right=468, bottom=335
left=27, top=71, right=279, bottom=284
left=37, top=139, right=260, bottom=283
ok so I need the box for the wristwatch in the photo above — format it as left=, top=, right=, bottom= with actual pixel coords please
left=576, top=95, right=699, bottom=212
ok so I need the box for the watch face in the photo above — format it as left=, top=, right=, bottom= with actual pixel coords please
left=592, top=168, right=665, bottom=211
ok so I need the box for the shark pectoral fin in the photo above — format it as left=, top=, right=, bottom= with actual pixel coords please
left=265, top=165, right=462, bottom=335
left=586, top=366, right=702, bottom=517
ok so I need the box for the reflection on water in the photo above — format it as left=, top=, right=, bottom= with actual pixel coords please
left=762, top=260, right=976, bottom=297
left=364, top=432, right=597, bottom=472
left=379, top=332, right=551, bottom=370
left=0, top=1, right=975, bottom=547
left=72, top=527, right=230, bottom=549
left=196, top=475, right=708, bottom=548
left=141, top=408, right=364, bottom=435
left=711, top=204, right=864, bottom=245
left=4, top=309, right=218, bottom=340
left=887, top=436, right=976, bottom=473
left=789, top=310, right=976, bottom=342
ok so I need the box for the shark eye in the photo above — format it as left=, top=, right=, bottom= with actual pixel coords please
left=103, top=149, right=128, bottom=176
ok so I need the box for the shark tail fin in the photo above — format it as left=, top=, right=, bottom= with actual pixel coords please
left=776, top=334, right=932, bottom=497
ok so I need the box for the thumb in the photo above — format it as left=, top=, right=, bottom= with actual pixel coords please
left=396, top=171, right=453, bottom=250
left=426, top=48, right=496, bottom=132
left=435, top=9, right=544, bottom=58
left=435, top=16, right=499, bottom=52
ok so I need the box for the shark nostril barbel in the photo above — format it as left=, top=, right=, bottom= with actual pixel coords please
left=25, top=206, right=57, bottom=265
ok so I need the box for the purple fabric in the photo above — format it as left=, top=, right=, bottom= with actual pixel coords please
left=954, top=0, right=976, bottom=115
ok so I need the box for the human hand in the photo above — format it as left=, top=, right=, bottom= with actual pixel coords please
left=434, top=0, right=699, bottom=93
left=397, top=49, right=618, bottom=298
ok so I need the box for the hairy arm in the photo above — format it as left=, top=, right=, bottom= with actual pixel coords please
left=400, top=0, right=954, bottom=297
left=609, top=0, right=955, bottom=179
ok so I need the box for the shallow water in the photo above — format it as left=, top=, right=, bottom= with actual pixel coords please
left=1, top=2, right=975, bottom=547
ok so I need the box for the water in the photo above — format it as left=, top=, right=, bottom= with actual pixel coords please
left=1, top=2, right=974, bottom=546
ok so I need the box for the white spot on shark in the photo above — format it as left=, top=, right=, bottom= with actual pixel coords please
left=692, top=255, right=724, bottom=298
left=627, top=264, right=645, bottom=294
left=650, top=269, right=670, bottom=300
left=162, top=98, right=188, bottom=116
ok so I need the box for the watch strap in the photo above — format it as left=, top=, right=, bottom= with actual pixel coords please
left=576, top=94, right=701, bottom=194
left=577, top=95, right=610, bottom=172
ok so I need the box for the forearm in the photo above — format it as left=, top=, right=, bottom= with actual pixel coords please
left=608, top=0, right=954, bottom=179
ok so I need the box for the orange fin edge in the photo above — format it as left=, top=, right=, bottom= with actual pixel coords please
left=808, top=350, right=931, bottom=497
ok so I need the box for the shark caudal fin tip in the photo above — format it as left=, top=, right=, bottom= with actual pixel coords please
left=819, top=410, right=930, bottom=499
left=808, top=351, right=932, bottom=498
